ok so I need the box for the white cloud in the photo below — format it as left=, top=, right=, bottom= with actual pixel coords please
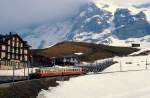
left=0, top=0, right=149, bottom=32
left=0, top=0, right=91, bottom=31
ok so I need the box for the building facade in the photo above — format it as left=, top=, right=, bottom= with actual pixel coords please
left=31, top=54, right=80, bottom=67
left=0, top=33, right=30, bottom=69
left=51, top=56, right=80, bottom=66
left=31, top=54, right=52, bottom=67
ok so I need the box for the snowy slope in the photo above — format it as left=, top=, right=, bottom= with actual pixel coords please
left=104, top=35, right=150, bottom=47
left=38, top=71, right=150, bottom=98
left=37, top=55, right=150, bottom=98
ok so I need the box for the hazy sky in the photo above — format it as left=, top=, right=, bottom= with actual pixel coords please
left=0, top=0, right=149, bottom=32
left=0, top=0, right=91, bottom=31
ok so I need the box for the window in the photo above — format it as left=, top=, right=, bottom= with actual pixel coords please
left=20, top=56, right=22, bottom=60
left=12, top=42, right=15, bottom=46
left=2, top=45, right=6, bottom=50
left=12, top=48, right=15, bottom=53
left=16, top=48, right=19, bottom=53
left=13, top=37, right=15, bottom=41
left=8, top=40, right=11, bottom=45
left=1, top=52, right=6, bottom=58
left=25, top=56, right=28, bottom=61
left=8, top=46, right=10, bottom=52
left=20, top=49, right=23, bottom=54
left=16, top=55, right=18, bottom=59
left=24, top=49, right=28, bottom=54
left=16, top=42, right=19, bottom=47
left=12, top=54, right=14, bottom=59
left=8, top=53, right=10, bottom=59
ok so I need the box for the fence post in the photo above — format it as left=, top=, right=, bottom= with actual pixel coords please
left=146, top=58, right=148, bottom=70
left=27, top=61, right=30, bottom=80
left=24, top=62, right=25, bottom=77
left=0, top=59, right=1, bottom=69
left=12, top=61, right=15, bottom=85
left=120, top=59, right=122, bottom=72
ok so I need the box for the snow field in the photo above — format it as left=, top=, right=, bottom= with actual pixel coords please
left=37, top=55, right=150, bottom=98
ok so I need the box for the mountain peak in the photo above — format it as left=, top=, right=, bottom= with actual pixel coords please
left=20, top=1, right=150, bottom=48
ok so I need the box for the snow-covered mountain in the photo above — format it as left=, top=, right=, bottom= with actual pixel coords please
left=22, top=21, right=73, bottom=48
left=20, top=0, right=150, bottom=48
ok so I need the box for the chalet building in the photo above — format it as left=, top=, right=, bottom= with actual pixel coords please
left=0, top=32, right=30, bottom=69
left=51, top=55, right=80, bottom=66
left=31, top=54, right=52, bottom=67
left=31, top=53, right=80, bottom=67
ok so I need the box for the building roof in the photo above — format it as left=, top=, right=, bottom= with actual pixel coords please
left=0, top=32, right=30, bottom=47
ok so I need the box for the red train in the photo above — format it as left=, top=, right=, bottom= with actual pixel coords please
left=32, top=66, right=84, bottom=78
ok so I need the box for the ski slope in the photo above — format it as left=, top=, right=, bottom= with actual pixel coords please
left=38, top=55, right=150, bottom=98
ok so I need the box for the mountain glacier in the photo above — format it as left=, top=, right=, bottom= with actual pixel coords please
left=20, top=1, right=150, bottom=48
